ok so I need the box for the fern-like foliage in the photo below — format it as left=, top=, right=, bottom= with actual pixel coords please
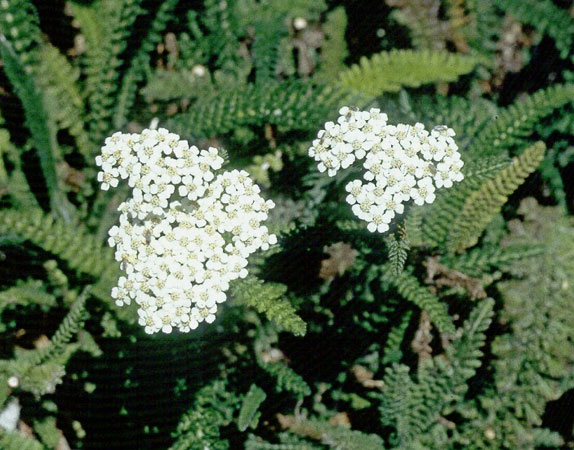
left=499, top=0, right=574, bottom=58
left=202, top=0, right=245, bottom=73
left=440, top=243, right=543, bottom=278
left=230, top=276, right=306, bottom=336
left=453, top=203, right=574, bottom=449
left=0, top=429, right=43, bottom=450
left=0, top=291, right=88, bottom=397
left=234, top=0, right=326, bottom=24
left=23, top=291, right=88, bottom=367
left=259, top=359, right=311, bottom=398
left=253, top=19, right=285, bottom=84
left=374, top=299, right=494, bottom=448
left=420, top=155, right=511, bottom=248
left=0, top=375, right=10, bottom=407
left=33, top=417, right=62, bottom=449
left=142, top=68, right=208, bottom=102
left=34, top=43, right=91, bottom=158
left=0, top=37, right=74, bottom=221
left=67, top=2, right=108, bottom=144
left=0, top=280, right=57, bottom=311
left=0, top=208, right=130, bottom=322
left=0, top=208, right=115, bottom=282
left=0, top=120, right=37, bottom=208
left=166, top=81, right=353, bottom=139
left=170, top=379, right=239, bottom=450
left=382, top=310, right=412, bottom=365
left=252, top=323, right=311, bottom=398
left=315, top=7, right=348, bottom=83
left=386, top=232, right=410, bottom=275
left=464, top=0, right=503, bottom=58
left=0, top=280, right=57, bottom=333
left=276, top=417, right=385, bottom=449
left=391, top=92, right=498, bottom=150
left=380, top=265, right=455, bottom=334
left=337, top=49, right=481, bottom=96
left=537, top=141, right=573, bottom=209
left=113, top=0, right=180, bottom=128
left=71, top=0, right=145, bottom=144
left=17, top=362, right=67, bottom=397
left=0, top=0, right=41, bottom=71
left=468, top=84, right=574, bottom=157
left=402, top=203, right=426, bottom=247
left=447, top=141, right=545, bottom=253
left=238, top=384, right=267, bottom=432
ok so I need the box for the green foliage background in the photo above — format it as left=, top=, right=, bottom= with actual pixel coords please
left=1, top=0, right=574, bottom=448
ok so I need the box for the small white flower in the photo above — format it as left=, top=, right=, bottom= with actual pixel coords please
left=293, top=17, right=307, bottom=30
left=192, top=65, right=207, bottom=77
left=411, top=177, right=436, bottom=205
left=194, top=304, right=217, bottom=324
left=96, top=128, right=276, bottom=334
left=307, top=107, right=463, bottom=233
left=345, top=179, right=363, bottom=205
left=367, top=205, right=392, bottom=233
left=138, top=309, right=162, bottom=334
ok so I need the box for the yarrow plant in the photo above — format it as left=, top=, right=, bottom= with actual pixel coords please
left=96, top=128, right=276, bottom=334
left=309, top=107, right=464, bottom=232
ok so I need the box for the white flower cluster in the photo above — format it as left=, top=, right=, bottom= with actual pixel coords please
left=96, top=128, right=276, bottom=334
left=309, top=107, right=464, bottom=233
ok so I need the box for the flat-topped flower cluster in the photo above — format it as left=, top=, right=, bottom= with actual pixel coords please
left=96, top=128, right=276, bottom=334
left=309, top=107, right=464, bottom=233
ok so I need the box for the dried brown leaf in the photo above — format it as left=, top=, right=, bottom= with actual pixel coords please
left=278, top=413, right=353, bottom=440
left=58, top=162, right=85, bottom=193
left=351, top=365, right=384, bottom=389
left=329, top=412, right=351, bottom=427
left=386, top=0, right=470, bottom=52
left=277, top=414, right=323, bottom=440
left=261, top=347, right=287, bottom=364
left=18, top=420, right=35, bottom=439
left=412, top=311, right=433, bottom=363
left=33, top=335, right=50, bottom=349
left=319, top=242, right=358, bottom=281
left=425, top=256, right=487, bottom=300
left=490, top=16, right=536, bottom=89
